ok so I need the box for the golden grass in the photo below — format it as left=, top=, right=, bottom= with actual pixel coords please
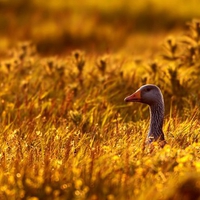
left=0, top=18, right=200, bottom=200
left=1, top=0, right=200, bottom=55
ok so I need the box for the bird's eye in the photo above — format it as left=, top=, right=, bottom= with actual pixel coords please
left=146, top=88, right=151, bottom=92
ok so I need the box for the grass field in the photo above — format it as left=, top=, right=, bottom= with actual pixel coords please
left=0, top=1, right=200, bottom=200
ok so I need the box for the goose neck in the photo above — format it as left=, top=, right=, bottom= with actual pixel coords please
left=148, top=102, right=164, bottom=141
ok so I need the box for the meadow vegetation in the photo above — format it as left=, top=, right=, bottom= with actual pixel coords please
left=0, top=1, right=200, bottom=200
left=1, top=0, right=200, bottom=54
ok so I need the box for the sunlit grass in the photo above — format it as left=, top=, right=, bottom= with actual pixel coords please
left=0, top=18, right=200, bottom=200
left=1, top=0, right=200, bottom=55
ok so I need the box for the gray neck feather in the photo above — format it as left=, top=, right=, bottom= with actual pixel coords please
left=148, top=100, right=165, bottom=142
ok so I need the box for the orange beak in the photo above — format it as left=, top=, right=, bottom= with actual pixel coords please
left=124, top=89, right=141, bottom=102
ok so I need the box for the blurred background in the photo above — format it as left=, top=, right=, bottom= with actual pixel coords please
left=0, top=0, right=200, bottom=56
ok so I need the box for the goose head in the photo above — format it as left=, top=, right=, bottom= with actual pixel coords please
left=124, top=84, right=164, bottom=106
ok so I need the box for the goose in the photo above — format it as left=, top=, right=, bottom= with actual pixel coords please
left=124, top=84, right=166, bottom=145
